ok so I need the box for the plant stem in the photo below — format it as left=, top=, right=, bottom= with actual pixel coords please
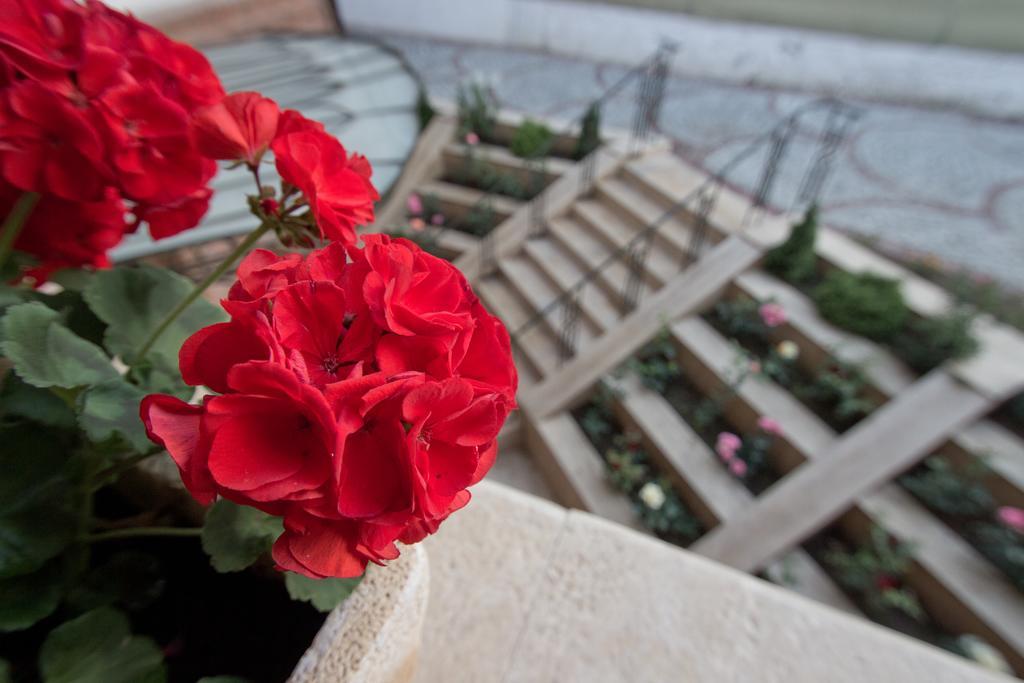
left=85, top=526, right=202, bottom=543
left=0, top=192, right=40, bottom=274
left=132, top=219, right=272, bottom=365
left=92, top=449, right=161, bottom=489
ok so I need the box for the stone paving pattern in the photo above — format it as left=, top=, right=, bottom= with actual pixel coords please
left=380, top=34, right=1024, bottom=289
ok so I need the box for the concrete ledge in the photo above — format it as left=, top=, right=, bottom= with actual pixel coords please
left=419, top=480, right=1013, bottom=682
left=290, top=544, right=429, bottom=683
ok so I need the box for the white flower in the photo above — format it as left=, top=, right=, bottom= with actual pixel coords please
left=958, top=635, right=1012, bottom=674
left=776, top=340, right=799, bottom=361
left=638, top=482, right=666, bottom=510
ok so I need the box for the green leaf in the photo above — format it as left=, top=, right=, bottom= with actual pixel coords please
left=78, top=379, right=150, bottom=452
left=0, top=302, right=117, bottom=389
left=0, top=430, right=75, bottom=579
left=83, top=265, right=225, bottom=367
left=0, top=562, right=63, bottom=632
left=285, top=572, right=362, bottom=612
left=0, top=658, right=11, bottom=683
left=39, top=607, right=165, bottom=683
left=0, top=373, right=76, bottom=429
left=201, top=500, right=282, bottom=573
left=48, top=268, right=94, bottom=292
left=127, top=356, right=193, bottom=400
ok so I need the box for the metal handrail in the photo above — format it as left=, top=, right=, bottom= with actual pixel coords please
left=509, top=96, right=859, bottom=343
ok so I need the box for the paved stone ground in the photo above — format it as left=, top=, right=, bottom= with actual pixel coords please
left=379, top=34, right=1024, bottom=289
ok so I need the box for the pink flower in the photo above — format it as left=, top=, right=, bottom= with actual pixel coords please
left=729, top=459, right=748, bottom=477
left=431, top=213, right=445, bottom=226
left=997, top=506, right=1024, bottom=533
left=748, top=360, right=762, bottom=375
left=409, top=217, right=426, bottom=232
left=759, top=302, right=787, bottom=328
left=757, top=416, right=783, bottom=437
left=406, top=193, right=423, bottom=216
left=465, top=132, right=480, bottom=146
left=715, top=432, right=741, bottom=461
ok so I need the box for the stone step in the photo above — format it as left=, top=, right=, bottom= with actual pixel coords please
left=547, top=215, right=634, bottom=309
left=521, top=237, right=624, bottom=333
left=595, top=173, right=698, bottom=262
left=571, top=197, right=677, bottom=287
left=498, top=254, right=600, bottom=351
left=475, top=274, right=558, bottom=381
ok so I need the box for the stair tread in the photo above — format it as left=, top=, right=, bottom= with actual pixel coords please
left=547, top=216, right=635, bottom=306
left=596, top=175, right=697, bottom=260
left=475, top=275, right=558, bottom=379
left=522, top=238, right=623, bottom=332
left=498, top=254, right=599, bottom=349
left=572, top=198, right=679, bottom=286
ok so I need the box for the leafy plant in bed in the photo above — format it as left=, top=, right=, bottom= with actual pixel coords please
left=622, top=332, right=783, bottom=494
left=767, top=211, right=981, bottom=375
left=0, top=6, right=518, bottom=680
left=704, top=298, right=879, bottom=432
left=901, top=456, right=1024, bottom=592
left=575, top=385, right=702, bottom=546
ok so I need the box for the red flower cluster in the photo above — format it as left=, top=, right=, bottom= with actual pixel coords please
left=195, top=97, right=379, bottom=246
left=0, top=0, right=226, bottom=273
left=141, top=235, right=517, bottom=578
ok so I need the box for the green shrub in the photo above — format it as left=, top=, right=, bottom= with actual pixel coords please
left=573, top=102, right=601, bottom=160
left=509, top=119, right=553, bottom=159
left=813, top=270, right=909, bottom=341
left=416, top=88, right=435, bottom=132
left=899, top=456, right=995, bottom=518
left=824, top=526, right=925, bottom=621
left=892, top=309, right=979, bottom=373
left=456, top=81, right=497, bottom=139
left=764, top=206, right=818, bottom=284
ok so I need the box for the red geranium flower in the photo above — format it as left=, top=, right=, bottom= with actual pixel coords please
left=192, top=91, right=280, bottom=167
left=0, top=0, right=224, bottom=274
left=141, top=235, right=518, bottom=578
left=271, top=111, right=378, bottom=246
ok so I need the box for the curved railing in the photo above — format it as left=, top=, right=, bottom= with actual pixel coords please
left=508, top=96, right=862, bottom=360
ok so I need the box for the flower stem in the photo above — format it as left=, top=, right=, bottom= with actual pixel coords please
left=85, top=526, right=202, bottom=543
left=92, top=449, right=161, bottom=490
left=0, top=192, right=41, bottom=274
left=132, top=219, right=272, bottom=365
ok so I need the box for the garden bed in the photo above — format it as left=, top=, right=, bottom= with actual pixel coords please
left=372, top=89, right=604, bottom=260
left=572, top=386, right=704, bottom=547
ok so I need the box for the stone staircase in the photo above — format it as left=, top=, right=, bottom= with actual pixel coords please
left=474, top=150, right=707, bottom=388
left=468, top=144, right=1024, bottom=675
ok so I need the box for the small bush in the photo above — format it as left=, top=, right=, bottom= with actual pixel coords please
left=416, top=88, right=435, bottom=132
left=764, top=206, right=818, bottom=284
left=824, top=526, right=925, bottom=621
left=456, top=81, right=497, bottom=139
left=813, top=270, right=909, bottom=342
left=573, top=102, right=601, bottom=160
left=970, top=523, right=1024, bottom=592
left=509, top=119, right=553, bottom=159
left=900, top=456, right=995, bottom=518
left=892, top=309, right=979, bottom=373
